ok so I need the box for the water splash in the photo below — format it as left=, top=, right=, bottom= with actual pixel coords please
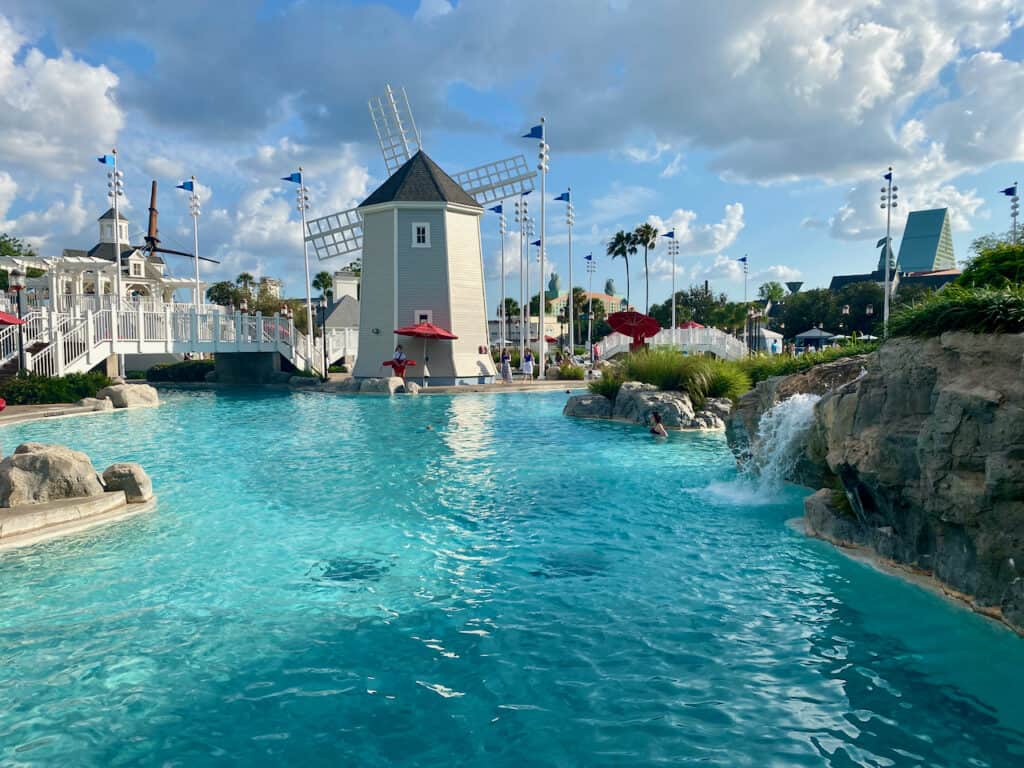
left=752, top=393, right=821, bottom=489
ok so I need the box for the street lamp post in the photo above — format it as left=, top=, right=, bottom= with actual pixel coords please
left=283, top=168, right=314, bottom=372
left=556, top=188, right=574, bottom=355
left=10, top=269, right=26, bottom=373
left=663, top=230, right=678, bottom=331
left=514, top=194, right=530, bottom=363
left=525, top=215, right=535, bottom=354
left=489, top=204, right=508, bottom=350
left=584, top=253, right=595, bottom=364
left=177, top=176, right=202, bottom=312
left=102, top=148, right=126, bottom=377
left=879, top=167, right=898, bottom=338
left=523, top=118, right=549, bottom=378
left=319, top=295, right=329, bottom=381
left=1001, top=183, right=1020, bottom=243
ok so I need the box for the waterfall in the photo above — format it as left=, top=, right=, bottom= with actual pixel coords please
left=752, top=393, right=821, bottom=488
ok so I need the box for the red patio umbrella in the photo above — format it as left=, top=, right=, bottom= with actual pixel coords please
left=393, top=321, right=459, bottom=382
left=0, top=311, right=25, bottom=325
left=678, top=320, right=704, bottom=329
left=608, top=310, right=661, bottom=351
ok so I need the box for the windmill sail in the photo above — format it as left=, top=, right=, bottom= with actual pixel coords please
left=307, top=84, right=536, bottom=261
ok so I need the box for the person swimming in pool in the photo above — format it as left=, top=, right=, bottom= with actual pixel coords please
left=649, top=412, right=668, bottom=437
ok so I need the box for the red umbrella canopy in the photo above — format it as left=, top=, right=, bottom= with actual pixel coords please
left=0, top=311, right=25, bottom=325
left=608, top=311, right=660, bottom=338
left=394, top=321, right=458, bottom=339
left=678, top=320, right=704, bottom=329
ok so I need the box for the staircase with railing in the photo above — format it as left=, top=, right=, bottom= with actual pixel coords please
left=0, top=306, right=336, bottom=378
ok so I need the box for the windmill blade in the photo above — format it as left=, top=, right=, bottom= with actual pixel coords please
left=452, top=155, right=537, bottom=206
left=305, top=205, right=363, bottom=261
left=153, top=246, right=220, bottom=265
left=369, top=84, right=422, bottom=177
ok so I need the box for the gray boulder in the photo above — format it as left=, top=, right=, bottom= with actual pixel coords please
left=361, top=376, right=405, bottom=395
left=97, top=383, right=160, bottom=409
left=0, top=443, right=104, bottom=507
left=563, top=393, right=612, bottom=419
left=77, top=397, right=114, bottom=412
left=687, top=411, right=726, bottom=430
left=613, top=382, right=695, bottom=427
left=405, top=382, right=422, bottom=395
left=102, top=462, right=153, bottom=503
left=289, top=376, right=319, bottom=388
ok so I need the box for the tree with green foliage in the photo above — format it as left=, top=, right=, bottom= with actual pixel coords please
left=312, top=270, right=333, bottom=299
left=634, top=222, right=658, bottom=313
left=607, top=230, right=637, bottom=307
left=236, top=272, right=255, bottom=297
left=833, top=281, right=883, bottom=335
left=757, top=281, right=786, bottom=303
left=774, top=288, right=837, bottom=335
left=893, top=283, right=933, bottom=308
left=958, top=241, right=1024, bottom=288
left=0, top=233, right=41, bottom=290
left=206, top=281, right=240, bottom=306
left=499, top=297, right=519, bottom=319
left=529, top=291, right=552, bottom=315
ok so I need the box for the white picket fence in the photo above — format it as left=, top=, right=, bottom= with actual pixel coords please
left=595, top=327, right=750, bottom=361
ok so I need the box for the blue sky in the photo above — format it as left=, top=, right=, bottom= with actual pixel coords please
left=2, top=0, right=1024, bottom=313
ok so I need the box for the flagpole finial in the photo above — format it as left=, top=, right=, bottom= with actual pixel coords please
left=192, top=175, right=196, bottom=181
left=112, top=147, right=117, bottom=155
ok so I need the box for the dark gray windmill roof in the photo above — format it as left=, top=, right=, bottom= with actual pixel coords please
left=98, top=207, right=128, bottom=222
left=359, top=150, right=481, bottom=209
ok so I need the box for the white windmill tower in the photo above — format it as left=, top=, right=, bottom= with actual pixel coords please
left=305, top=85, right=536, bottom=384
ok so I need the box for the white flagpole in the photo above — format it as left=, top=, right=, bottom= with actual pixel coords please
left=190, top=176, right=201, bottom=313
left=297, top=168, right=314, bottom=372
left=567, top=186, right=574, bottom=356
left=111, top=148, right=125, bottom=378
left=499, top=210, right=507, bottom=349
left=538, top=118, right=548, bottom=378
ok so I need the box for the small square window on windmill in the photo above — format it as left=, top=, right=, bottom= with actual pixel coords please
left=413, top=223, right=430, bottom=248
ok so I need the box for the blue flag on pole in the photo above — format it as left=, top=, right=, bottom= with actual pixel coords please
left=522, top=125, right=543, bottom=139
left=583, top=253, right=593, bottom=261
left=554, top=191, right=569, bottom=202
left=488, top=204, right=503, bottom=214
left=531, top=239, right=541, bottom=247
left=1000, top=185, right=1018, bottom=196
left=662, top=229, right=675, bottom=239
left=281, top=171, right=302, bottom=184
left=177, top=180, right=194, bottom=192
left=97, top=154, right=115, bottom=165
left=883, top=171, right=893, bottom=181
left=737, top=256, right=747, bottom=263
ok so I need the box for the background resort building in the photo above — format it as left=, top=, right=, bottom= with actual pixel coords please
left=829, top=207, right=960, bottom=294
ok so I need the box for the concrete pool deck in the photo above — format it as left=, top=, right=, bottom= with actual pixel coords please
left=0, top=492, right=157, bottom=551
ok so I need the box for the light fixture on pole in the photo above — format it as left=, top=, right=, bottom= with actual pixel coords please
left=514, top=193, right=530, bottom=361
left=523, top=119, right=548, bottom=377
left=489, top=203, right=507, bottom=349
left=177, top=176, right=202, bottom=312
left=524, top=215, right=535, bottom=353
left=879, top=167, right=898, bottom=338
left=283, top=168, right=314, bottom=372
left=9, top=268, right=26, bottom=373
left=1000, top=183, right=1019, bottom=243
left=663, top=230, right=678, bottom=330
left=318, top=295, right=329, bottom=381
left=584, top=253, right=595, bottom=364
left=99, top=149, right=126, bottom=376
left=555, top=188, right=574, bottom=354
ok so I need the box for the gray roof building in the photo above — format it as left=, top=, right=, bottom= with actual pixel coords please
left=360, top=150, right=481, bottom=209
left=324, top=294, right=359, bottom=329
left=897, top=208, right=955, bottom=272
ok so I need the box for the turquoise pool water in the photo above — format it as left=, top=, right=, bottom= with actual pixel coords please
left=0, top=390, right=1022, bottom=766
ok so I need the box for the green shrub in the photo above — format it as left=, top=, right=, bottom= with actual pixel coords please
left=126, top=370, right=146, bottom=380
left=0, top=371, right=111, bottom=405
left=146, top=359, right=216, bottom=382
left=556, top=363, right=584, bottom=380
left=588, top=370, right=624, bottom=400
left=737, top=341, right=879, bottom=385
left=889, top=285, right=1024, bottom=337
left=704, top=363, right=751, bottom=401
left=958, top=242, right=1024, bottom=288
left=329, top=364, right=348, bottom=373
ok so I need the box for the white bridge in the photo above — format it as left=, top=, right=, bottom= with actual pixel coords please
left=595, top=327, right=750, bottom=361
left=0, top=302, right=359, bottom=378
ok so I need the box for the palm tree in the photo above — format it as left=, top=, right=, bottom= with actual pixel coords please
left=312, top=270, right=333, bottom=300
left=634, top=223, right=658, bottom=314
left=607, top=230, right=636, bottom=308
left=236, top=272, right=255, bottom=297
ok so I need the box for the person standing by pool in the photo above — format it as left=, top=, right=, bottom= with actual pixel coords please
left=523, top=349, right=534, bottom=379
left=394, top=344, right=406, bottom=363
left=649, top=412, right=668, bottom=437
left=500, top=348, right=513, bottom=383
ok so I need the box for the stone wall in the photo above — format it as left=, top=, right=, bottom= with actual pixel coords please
left=726, top=334, right=1024, bottom=633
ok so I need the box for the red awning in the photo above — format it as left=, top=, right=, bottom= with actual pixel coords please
left=0, top=311, right=25, bottom=326
left=678, top=320, right=704, bottom=329
left=394, top=321, right=458, bottom=339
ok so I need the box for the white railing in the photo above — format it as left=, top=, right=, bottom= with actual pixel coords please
left=0, top=302, right=354, bottom=378
left=595, top=327, right=750, bottom=361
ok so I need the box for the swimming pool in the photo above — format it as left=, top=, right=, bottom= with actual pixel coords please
left=1, top=390, right=1022, bottom=766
